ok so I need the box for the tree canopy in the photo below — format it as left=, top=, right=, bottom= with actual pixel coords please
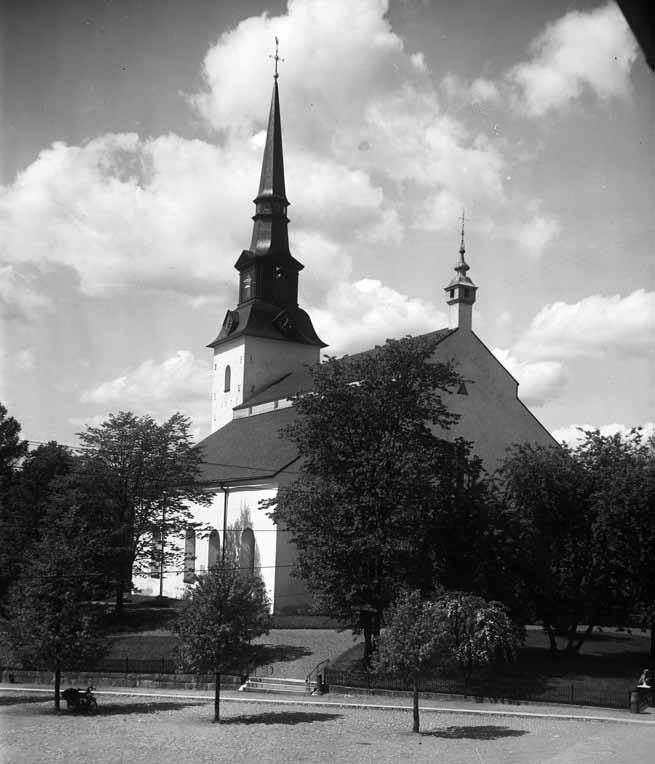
left=376, top=589, right=519, bottom=732
left=0, top=402, right=27, bottom=487
left=4, top=502, right=108, bottom=710
left=500, top=428, right=655, bottom=652
left=77, top=411, right=212, bottom=611
left=0, top=440, right=73, bottom=608
left=269, top=335, right=489, bottom=661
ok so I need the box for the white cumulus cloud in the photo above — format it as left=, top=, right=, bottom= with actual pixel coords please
left=516, top=289, right=655, bottom=360
left=311, top=278, right=448, bottom=356
left=82, top=350, right=210, bottom=406
left=508, top=2, right=638, bottom=117
left=492, top=348, right=567, bottom=407
left=0, top=265, right=52, bottom=322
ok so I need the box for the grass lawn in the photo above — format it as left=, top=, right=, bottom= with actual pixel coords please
left=33, top=597, right=652, bottom=708
left=2, top=693, right=654, bottom=764
left=101, top=599, right=361, bottom=680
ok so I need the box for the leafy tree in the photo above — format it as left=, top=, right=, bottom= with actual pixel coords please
left=500, top=440, right=599, bottom=652
left=77, top=411, right=212, bottom=612
left=175, top=564, right=272, bottom=722
left=0, top=442, right=73, bottom=607
left=434, top=590, right=521, bottom=681
left=576, top=429, right=655, bottom=654
left=500, top=428, right=655, bottom=653
left=375, top=589, right=519, bottom=732
left=0, top=402, right=27, bottom=487
left=3, top=501, right=108, bottom=710
left=269, top=335, right=485, bottom=662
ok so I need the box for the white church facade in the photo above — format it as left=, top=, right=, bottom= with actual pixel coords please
left=134, top=74, right=556, bottom=611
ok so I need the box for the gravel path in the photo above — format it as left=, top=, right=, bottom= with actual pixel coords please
left=2, top=692, right=654, bottom=764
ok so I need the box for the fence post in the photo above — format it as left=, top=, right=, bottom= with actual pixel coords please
left=570, top=684, right=574, bottom=704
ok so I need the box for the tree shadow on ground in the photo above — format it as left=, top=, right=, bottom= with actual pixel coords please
left=254, top=644, right=314, bottom=664
left=221, top=711, right=342, bottom=726
left=93, top=701, right=204, bottom=716
left=421, top=725, right=529, bottom=740
left=0, top=695, right=49, bottom=706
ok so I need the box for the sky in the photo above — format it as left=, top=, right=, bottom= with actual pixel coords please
left=0, top=0, right=653, bottom=448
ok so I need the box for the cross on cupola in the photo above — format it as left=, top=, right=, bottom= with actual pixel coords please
left=444, top=210, right=477, bottom=331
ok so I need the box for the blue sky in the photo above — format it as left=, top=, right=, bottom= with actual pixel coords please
left=0, top=0, right=652, bottom=446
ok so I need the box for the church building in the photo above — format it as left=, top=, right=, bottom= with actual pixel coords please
left=134, top=72, right=556, bottom=610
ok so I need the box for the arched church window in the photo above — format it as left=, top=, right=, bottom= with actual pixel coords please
left=239, top=528, right=255, bottom=574
left=224, top=365, right=231, bottom=392
left=208, top=529, right=220, bottom=570
left=183, top=527, right=196, bottom=583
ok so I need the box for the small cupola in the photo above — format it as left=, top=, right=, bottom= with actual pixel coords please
left=444, top=212, right=477, bottom=331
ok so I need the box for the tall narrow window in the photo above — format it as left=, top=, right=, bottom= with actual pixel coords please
left=239, top=528, right=255, bottom=574
left=224, top=365, right=231, bottom=392
left=183, top=527, right=196, bottom=583
left=208, top=529, right=220, bottom=570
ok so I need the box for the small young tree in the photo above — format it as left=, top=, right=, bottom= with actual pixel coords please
left=374, top=590, right=449, bottom=733
left=175, top=564, right=272, bottom=722
left=4, top=501, right=108, bottom=710
left=376, top=589, right=520, bottom=733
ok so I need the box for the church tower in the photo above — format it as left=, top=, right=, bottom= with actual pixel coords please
left=444, top=214, right=477, bottom=331
left=208, top=64, right=325, bottom=432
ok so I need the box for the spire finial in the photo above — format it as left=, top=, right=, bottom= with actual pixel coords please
left=459, top=208, right=467, bottom=256
left=269, top=36, right=284, bottom=80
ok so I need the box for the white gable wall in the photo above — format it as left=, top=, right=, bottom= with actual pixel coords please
left=433, top=329, right=556, bottom=467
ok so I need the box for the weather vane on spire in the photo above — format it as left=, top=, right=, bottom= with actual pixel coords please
left=270, top=36, right=284, bottom=80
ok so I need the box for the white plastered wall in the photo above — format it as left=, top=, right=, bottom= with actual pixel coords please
left=133, top=484, right=279, bottom=608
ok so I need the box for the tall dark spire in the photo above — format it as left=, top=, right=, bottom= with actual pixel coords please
left=208, top=48, right=325, bottom=351
left=249, top=79, right=291, bottom=257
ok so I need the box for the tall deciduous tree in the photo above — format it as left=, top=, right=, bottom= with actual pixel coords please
left=77, top=411, right=211, bottom=612
left=175, top=564, right=272, bottom=722
left=376, top=589, right=519, bottom=732
left=500, top=428, right=655, bottom=653
left=269, top=335, right=484, bottom=661
left=4, top=502, right=108, bottom=710
left=0, top=442, right=73, bottom=608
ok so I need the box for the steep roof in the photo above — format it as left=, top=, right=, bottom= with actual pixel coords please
left=195, top=407, right=298, bottom=485
left=198, top=328, right=459, bottom=484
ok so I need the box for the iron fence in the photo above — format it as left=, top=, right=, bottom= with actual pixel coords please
left=324, top=669, right=631, bottom=710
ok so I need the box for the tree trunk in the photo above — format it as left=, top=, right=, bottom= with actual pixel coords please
left=545, top=624, right=558, bottom=654
left=115, top=584, right=124, bottom=615
left=412, top=676, right=420, bottom=733
left=54, top=662, right=61, bottom=712
left=569, top=623, right=594, bottom=653
left=213, top=672, right=221, bottom=723
left=362, top=616, right=373, bottom=668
